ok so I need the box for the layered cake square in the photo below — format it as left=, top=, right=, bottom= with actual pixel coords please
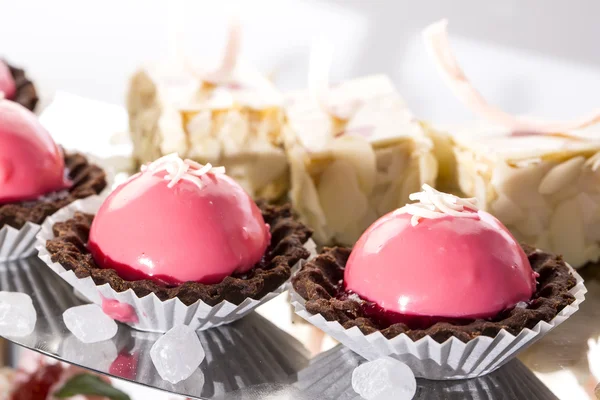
left=283, top=75, right=437, bottom=245
left=127, top=62, right=288, bottom=201
left=439, top=124, right=600, bottom=268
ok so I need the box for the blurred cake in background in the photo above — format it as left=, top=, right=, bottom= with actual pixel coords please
left=424, top=19, right=600, bottom=268
left=283, top=45, right=437, bottom=245
left=0, top=59, right=38, bottom=111
left=126, top=22, right=288, bottom=201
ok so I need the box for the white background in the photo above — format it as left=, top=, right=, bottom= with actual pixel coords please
left=2, top=0, right=600, bottom=124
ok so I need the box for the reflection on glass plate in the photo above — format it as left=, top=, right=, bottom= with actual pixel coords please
left=0, top=257, right=309, bottom=399
left=0, top=256, right=562, bottom=399
left=295, top=346, right=559, bottom=400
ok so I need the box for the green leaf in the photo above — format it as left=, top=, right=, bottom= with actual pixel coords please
left=54, top=373, right=130, bottom=400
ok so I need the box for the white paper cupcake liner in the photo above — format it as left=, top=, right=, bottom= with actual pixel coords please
left=0, top=153, right=114, bottom=262
left=289, top=266, right=586, bottom=380
left=0, top=222, right=41, bottom=262
left=294, top=345, right=558, bottom=399
left=36, top=195, right=315, bottom=333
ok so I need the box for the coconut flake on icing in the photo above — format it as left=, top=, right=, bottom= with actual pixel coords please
left=140, top=152, right=225, bottom=189
left=423, top=19, right=600, bottom=133
left=395, top=184, right=479, bottom=226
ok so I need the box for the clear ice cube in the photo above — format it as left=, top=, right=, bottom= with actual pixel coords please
left=150, top=325, right=205, bottom=384
left=352, top=357, right=417, bottom=400
left=0, top=292, right=36, bottom=337
left=63, top=304, right=118, bottom=344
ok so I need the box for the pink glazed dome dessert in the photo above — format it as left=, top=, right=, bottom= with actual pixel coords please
left=344, top=185, right=537, bottom=327
left=0, top=98, right=71, bottom=204
left=88, top=154, right=272, bottom=285
left=292, top=184, right=578, bottom=343
left=0, top=59, right=38, bottom=111
left=45, top=153, right=313, bottom=316
left=0, top=98, right=106, bottom=231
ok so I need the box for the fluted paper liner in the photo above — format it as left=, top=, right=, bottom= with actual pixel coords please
left=36, top=195, right=314, bottom=333
left=0, top=155, right=114, bottom=262
left=294, top=345, right=558, bottom=399
left=290, top=267, right=585, bottom=380
left=0, top=222, right=41, bottom=262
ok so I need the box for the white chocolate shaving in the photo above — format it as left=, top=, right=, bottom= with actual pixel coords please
left=395, top=184, right=479, bottom=226
left=206, top=17, right=241, bottom=83
left=188, top=17, right=242, bottom=84
left=308, top=41, right=359, bottom=121
left=423, top=19, right=600, bottom=133
left=141, top=153, right=226, bottom=189
left=308, top=40, right=333, bottom=115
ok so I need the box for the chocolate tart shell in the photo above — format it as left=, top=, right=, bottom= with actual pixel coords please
left=0, top=152, right=107, bottom=230
left=5, top=60, right=38, bottom=111
left=45, top=202, right=312, bottom=306
left=292, top=244, right=576, bottom=344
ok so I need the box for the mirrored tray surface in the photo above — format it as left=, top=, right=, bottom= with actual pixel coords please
left=0, top=256, right=559, bottom=399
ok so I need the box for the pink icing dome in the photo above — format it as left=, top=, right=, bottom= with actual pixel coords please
left=344, top=186, right=537, bottom=320
left=0, top=61, right=16, bottom=100
left=88, top=154, right=271, bottom=285
left=0, top=99, right=71, bottom=204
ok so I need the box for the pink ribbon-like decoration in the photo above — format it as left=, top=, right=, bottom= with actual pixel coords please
left=202, top=17, right=242, bottom=84
left=186, top=17, right=242, bottom=85
left=423, top=19, right=600, bottom=134
left=308, top=41, right=362, bottom=121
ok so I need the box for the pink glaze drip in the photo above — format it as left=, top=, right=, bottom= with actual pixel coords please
left=0, top=61, right=16, bottom=99
left=101, top=297, right=139, bottom=323
left=0, top=99, right=71, bottom=204
left=88, top=168, right=271, bottom=285
left=345, top=209, right=537, bottom=320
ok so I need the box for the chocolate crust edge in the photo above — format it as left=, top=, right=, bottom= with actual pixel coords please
left=45, top=202, right=313, bottom=306
left=0, top=152, right=107, bottom=230
left=291, top=244, right=577, bottom=344
left=6, top=61, right=38, bottom=111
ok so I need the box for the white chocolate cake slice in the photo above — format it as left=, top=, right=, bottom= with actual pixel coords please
left=424, top=19, right=600, bottom=268
left=447, top=123, right=600, bottom=268
left=127, top=26, right=288, bottom=201
left=283, top=74, right=437, bottom=245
